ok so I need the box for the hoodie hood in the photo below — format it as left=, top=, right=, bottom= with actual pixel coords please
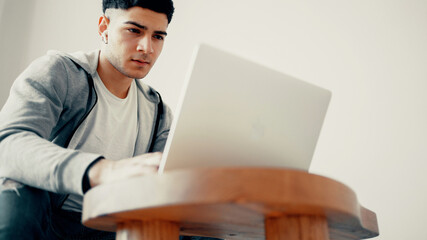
left=46, top=49, right=161, bottom=104
left=47, top=49, right=99, bottom=76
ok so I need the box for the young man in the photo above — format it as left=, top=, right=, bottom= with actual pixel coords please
left=0, top=0, right=218, bottom=239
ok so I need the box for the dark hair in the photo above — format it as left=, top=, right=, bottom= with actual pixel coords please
left=102, top=0, right=174, bottom=23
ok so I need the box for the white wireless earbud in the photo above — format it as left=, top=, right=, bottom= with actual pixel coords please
left=101, top=31, right=108, bottom=44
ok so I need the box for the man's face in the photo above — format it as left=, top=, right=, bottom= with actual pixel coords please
left=100, top=7, right=168, bottom=79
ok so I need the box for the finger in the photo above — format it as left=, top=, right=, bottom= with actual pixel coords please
left=139, top=166, right=158, bottom=174
left=134, top=153, right=162, bottom=166
left=143, top=157, right=162, bottom=166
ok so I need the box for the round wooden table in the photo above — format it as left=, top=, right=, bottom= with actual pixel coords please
left=82, top=168, right=379, bottom=240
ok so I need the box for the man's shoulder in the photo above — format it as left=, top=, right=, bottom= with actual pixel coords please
left=134, top=80, right=162, bottom=104
left=134, top=80, right=173, bottom=119
left=24, top=50, right=94, bottom=79
left=16, top=51, right=96, bottom=99
left=43, top=49, right=99, bottom=75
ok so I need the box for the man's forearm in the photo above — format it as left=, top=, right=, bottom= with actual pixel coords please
left=0, top=131, right=102, bottom=195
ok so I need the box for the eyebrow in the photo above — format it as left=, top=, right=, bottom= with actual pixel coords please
left=123, top=21, right=167, bottom=36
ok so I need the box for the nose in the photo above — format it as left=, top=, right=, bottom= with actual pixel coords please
left=137, top=35, right=154, bottom=54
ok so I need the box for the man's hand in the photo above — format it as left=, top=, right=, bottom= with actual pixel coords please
left=88, top=152, right=162, bottom=188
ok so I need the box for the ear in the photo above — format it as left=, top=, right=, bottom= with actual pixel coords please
left=98, top=15, right=110, bottom=37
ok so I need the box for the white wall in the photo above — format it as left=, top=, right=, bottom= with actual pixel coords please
left=0, top=0, right=35, bottom=105
left=0, top=1, right=4, bottom=22
left=1, top=0, right=426, bottom=239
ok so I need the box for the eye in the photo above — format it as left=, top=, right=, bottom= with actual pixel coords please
left=153, top=35, right=164, bottom=40
left=128, top=28, right=141, bottom=34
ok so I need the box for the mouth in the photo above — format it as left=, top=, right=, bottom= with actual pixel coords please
left=131, top=59, right=150, bottom=66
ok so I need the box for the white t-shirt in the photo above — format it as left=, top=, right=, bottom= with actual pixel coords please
left=62, top=72, right=138, bottom=212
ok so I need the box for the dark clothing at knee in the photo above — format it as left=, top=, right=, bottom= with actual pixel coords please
left=0, top=183, right=53, bottom=239
left=0, top=181, right=115, bottom=240
left=0, top=181, right=221, bottom=240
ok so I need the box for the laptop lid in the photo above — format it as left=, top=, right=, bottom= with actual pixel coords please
left=159, top=44, right=331, bottom=172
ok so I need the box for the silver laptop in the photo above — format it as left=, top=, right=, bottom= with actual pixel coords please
left=159, top=44, right=331, bottom=172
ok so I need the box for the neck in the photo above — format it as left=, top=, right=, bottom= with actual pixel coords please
left=97, top=51, right=133, bottom=99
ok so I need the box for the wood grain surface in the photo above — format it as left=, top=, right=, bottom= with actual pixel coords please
left=82, top=168, right=379, bottom=240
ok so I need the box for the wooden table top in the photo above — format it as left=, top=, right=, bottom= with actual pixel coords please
left=82, top=168, right=379, bottom=240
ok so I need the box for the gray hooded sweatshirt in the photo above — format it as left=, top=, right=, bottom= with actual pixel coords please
left=0, top=50, right=173, bottom=196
